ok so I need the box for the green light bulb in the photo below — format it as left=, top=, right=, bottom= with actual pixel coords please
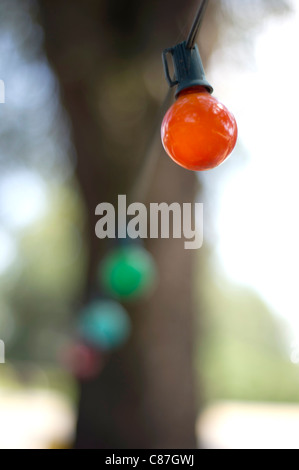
left=78, top=300, right=131, bottom=350
left=99, top=245, right=157, bottom=300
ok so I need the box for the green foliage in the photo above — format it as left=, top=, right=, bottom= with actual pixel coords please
left=1, top=183, right=86, bottom=363
left=196, top=256, right=299, bottom=403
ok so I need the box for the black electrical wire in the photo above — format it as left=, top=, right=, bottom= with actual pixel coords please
left=186, top=0, right=209, bottom=49
left=129, top=88, right=174, bottom=204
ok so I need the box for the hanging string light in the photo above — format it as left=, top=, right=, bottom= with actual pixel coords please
left=61, top=341, right=103, bottom=380
left=99, top=244, right=157, bottom=301
left=68, top=0, right=234, bottom=381
left=78, top=300, right=132, bottom=350
left=161, top=0, right=238, bottom=171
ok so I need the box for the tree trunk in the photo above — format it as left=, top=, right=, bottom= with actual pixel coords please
left=38, top=0, right=198, bottom=448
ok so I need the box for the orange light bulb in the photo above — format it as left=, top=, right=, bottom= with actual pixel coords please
left=161, top=86, right=238, bottom=171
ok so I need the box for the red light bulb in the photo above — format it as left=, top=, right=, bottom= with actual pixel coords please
left=61, top=342, right=103, bottom=380
left=161, top=86, right=238, bottom=171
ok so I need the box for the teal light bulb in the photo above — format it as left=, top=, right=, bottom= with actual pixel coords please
left=78, top=300, right=131, bottom=350
left=99, top=246, right=157, bottom=300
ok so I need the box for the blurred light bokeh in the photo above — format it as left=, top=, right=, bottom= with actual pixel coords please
left=0, top=0, right=82, bottom=448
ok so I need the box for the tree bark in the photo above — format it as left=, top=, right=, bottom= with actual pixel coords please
left=38, top=0, right=198, bottom=448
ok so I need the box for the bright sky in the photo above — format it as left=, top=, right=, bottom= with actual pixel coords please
left=0, top=170, right=47, bottom=275
left=203, top=0, right=299, bottom=347
left=0, top=170, right=47, bottom=230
